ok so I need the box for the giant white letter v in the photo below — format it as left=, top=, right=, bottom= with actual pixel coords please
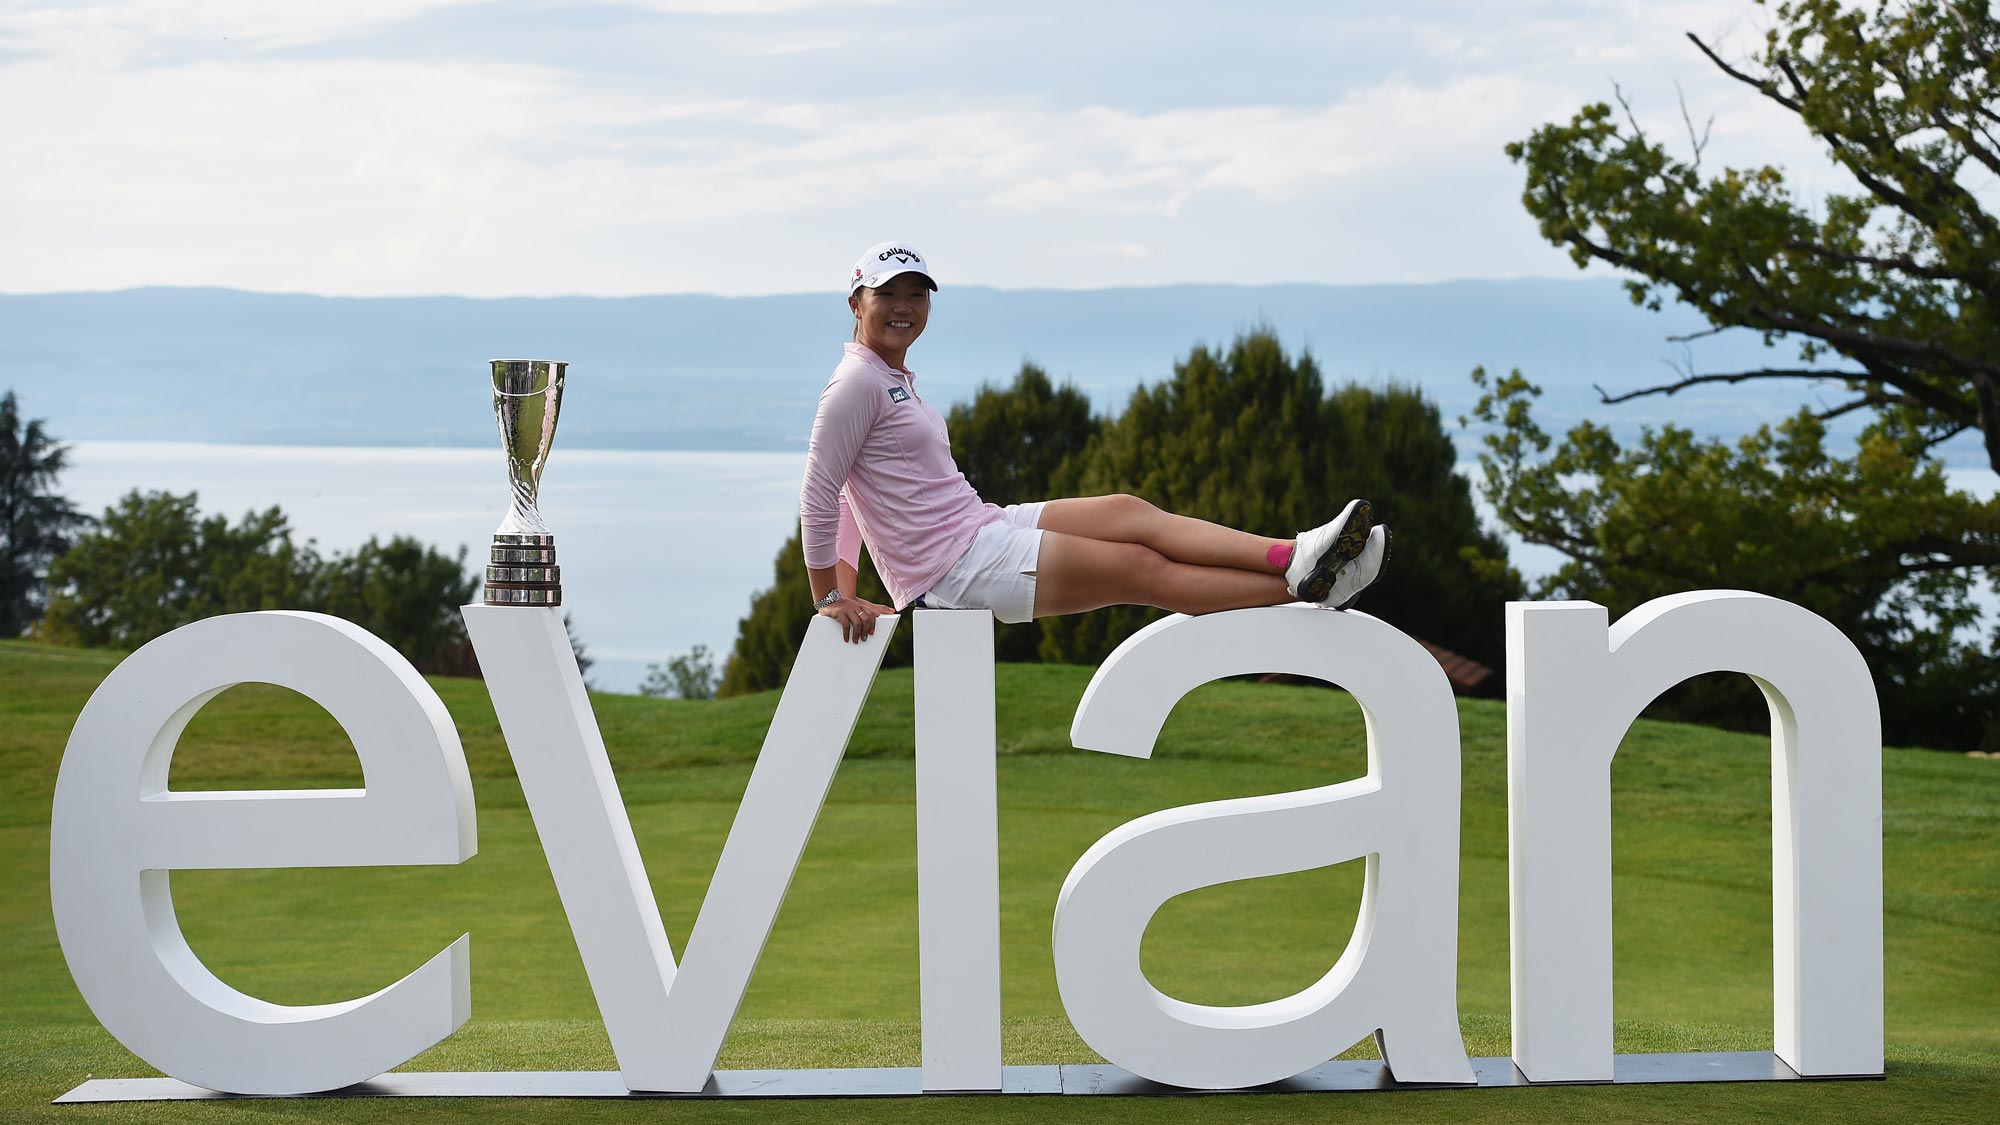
left=464, top=606, right=896, bottom=1092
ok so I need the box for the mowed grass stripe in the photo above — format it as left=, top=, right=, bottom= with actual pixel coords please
left=3, top=638, right=1996, bottom=1122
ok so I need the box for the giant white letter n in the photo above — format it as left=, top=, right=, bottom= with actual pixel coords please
left=1506, top=591, right=1882, bottom=1082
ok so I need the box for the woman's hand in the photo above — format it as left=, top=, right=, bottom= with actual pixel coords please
left=818, top=595, right=896, bottom=642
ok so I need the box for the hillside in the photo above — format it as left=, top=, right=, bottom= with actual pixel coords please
left=2, top=639, right=1994, bottom=1121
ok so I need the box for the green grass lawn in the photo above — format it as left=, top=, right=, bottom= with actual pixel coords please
left=2, top=638, right=1995, bottom=1122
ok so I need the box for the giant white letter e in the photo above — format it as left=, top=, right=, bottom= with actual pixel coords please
left=50, top=612, right=477, bottom=1095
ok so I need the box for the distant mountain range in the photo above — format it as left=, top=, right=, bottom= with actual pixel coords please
left=1, top=280, right=1875, bottom=455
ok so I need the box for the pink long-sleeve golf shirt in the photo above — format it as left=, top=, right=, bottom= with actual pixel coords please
left=800, top=343, right=1002, bottom=610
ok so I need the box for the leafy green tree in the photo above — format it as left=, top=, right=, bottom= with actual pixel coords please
left=311, top=536, right=480, bottom=674
left=0, top=391, right=88, bottom=636
left=1042, top=331, right=1522, bottom=671
left=1470, top=367, right=2000, bottom=750
left=43, top=491, right=489, bottom=678
left=1509, top=0, right=2000, bottom=489
left=43, top=491, right=315, bottom=650
left=720, top=362, right=1093, bottom=694
left=642, top=644, right=718, bottom=700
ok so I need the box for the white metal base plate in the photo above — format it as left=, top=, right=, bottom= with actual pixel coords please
left=54, top=1053, right=1880, bottom=1103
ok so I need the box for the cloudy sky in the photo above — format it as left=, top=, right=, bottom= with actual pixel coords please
left=3, top=1, right=1859, bottom=297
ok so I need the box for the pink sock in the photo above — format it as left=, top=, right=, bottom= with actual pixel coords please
left=1266, top=542, right=1294, bottom=571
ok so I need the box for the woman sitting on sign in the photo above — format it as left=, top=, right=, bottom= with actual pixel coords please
left=802, top=241, right=1391, bottom=643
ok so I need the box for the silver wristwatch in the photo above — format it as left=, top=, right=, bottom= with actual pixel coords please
left=813, top=589, right=844, bottom=610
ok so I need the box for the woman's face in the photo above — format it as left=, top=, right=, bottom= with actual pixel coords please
left=849, top=273, right=931, bottom=356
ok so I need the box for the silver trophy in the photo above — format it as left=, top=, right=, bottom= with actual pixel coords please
left=485, top=359, right=566, bottom=606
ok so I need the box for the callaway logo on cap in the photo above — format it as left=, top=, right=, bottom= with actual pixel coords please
left=850, top=241, right=938, bottom=292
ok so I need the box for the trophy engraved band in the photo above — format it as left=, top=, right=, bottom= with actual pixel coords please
left=485, top=359, right=567, bottom=606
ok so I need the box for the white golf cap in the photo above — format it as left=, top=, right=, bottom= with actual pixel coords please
left=850, top=241, right=937, bottom=291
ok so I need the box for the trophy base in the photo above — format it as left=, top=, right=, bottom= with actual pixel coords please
left=488, top=565, right=560, bottom=584
left=484, top=585, right=563, bottom=607
left=485, top=534, right=561, bottom=606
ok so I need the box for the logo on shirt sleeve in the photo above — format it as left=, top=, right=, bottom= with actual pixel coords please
left=888, top=386, right=911, bottom=403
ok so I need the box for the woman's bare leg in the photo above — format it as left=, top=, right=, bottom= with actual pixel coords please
left=1032, top=530, right=1291, bottom=618
left=1038, top=494, right=1288, bottom=573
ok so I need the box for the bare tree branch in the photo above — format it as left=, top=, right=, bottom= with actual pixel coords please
left=1969, top=111, right=2000, bottom=154
left=1971, top=369, right=2000, bottom=472
left=1782, top=239, right=1960, bottom=281
left=1665, top=324, right=1734, bottom=344
left=1909, top=422, right=1975, bottom=456
left=1744, top=301, right=1997, bottom=382
left=1675, top=79, right=1715, bottom=174
left=1814, top=394, right=1900, bottom=423
left=1611, top=82, right=1649, bottom=147
left=1877, top=48, right=2000, bottom=181
left=1948, top=3, right=1996, bottom=65
left=1688, top=32, right=1801, bottom=110
left=1505, top=519, right=1609, bottom=567
left=1899, top=554, right=2000, bottom=572
left=1538, top=178, right=1992, bottom=441
left=1829, top=51, right=2000, bottom=242
left=1929, top=102, right=2000, bottom=178
left=1757, top=47, right=1953, bottom=226
left=1594, top=367, right=1868, bottom=405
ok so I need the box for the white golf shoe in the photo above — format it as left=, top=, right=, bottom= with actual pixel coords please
left=1286, top=498, right=1373, bottom=603
left=1321, top=525, right=1390, bottom=610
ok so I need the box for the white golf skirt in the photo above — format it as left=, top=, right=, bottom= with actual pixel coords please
left=919, top=501, right=1047, bottom=623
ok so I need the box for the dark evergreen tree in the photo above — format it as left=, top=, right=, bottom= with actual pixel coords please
left=0, top=391, right=88, bottom=636
left=1319, top=382, right=1522, bottom=670
left=947, top=363, right=1101, bottom=661
left=948, top=362, right=1100, bottom=507
left=719, top=524, right=907, bottom=696
left=1040, top=330, right=1522, bottom=673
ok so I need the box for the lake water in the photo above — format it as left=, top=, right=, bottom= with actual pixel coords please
left=58, top=442, right=1998, bottom=693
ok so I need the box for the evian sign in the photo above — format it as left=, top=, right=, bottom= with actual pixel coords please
left=48, top=592, right=1883, bottom=1101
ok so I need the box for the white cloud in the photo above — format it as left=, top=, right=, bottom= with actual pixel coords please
left=620, top=0, right=897, bottom=12
left=967, top=79, right=1546, bottom=216
left=0, top=54, right=1587, bottom=291
left=0, top=0, right=1925, bottom=296
left=0, top=1, right=484, bottom=63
